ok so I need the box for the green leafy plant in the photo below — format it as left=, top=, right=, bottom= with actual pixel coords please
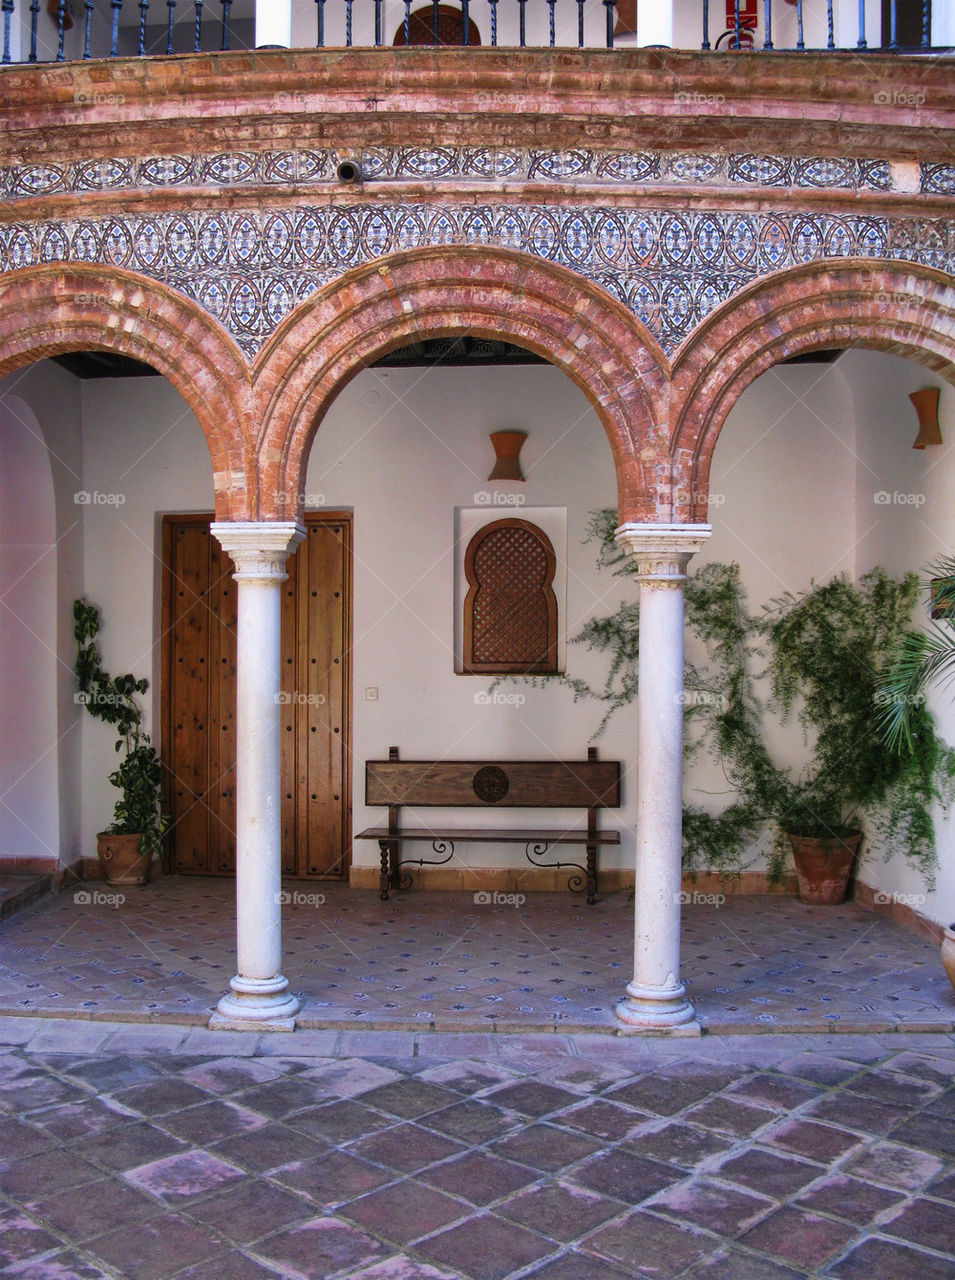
left=877, top=554, right=955, bottom=752
left=501, top=512, right=955, bottom=887
left=73, top=599, right=169, bottom=858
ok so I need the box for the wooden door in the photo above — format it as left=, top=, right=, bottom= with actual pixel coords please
left=162, top=513, right=351, bottom=878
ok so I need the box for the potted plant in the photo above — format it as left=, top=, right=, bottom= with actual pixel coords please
left=73, top=599, right=169, bottom=886
left=507, top=512, right=955, bottom=901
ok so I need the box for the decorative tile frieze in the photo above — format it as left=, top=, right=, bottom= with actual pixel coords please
left=2, top=204, right=951, bottom=359
left=1, top=147, right=902, bottom=203
left=922, top=164, right=955, bottom=195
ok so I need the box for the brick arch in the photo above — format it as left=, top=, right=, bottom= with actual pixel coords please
left=669, top=260, right=955, bottom=522
left=253, top=246, right=670, bottom=523
left=0, top=264, right=255, bottom=520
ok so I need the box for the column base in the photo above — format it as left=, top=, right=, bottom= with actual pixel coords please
left=614, top=980, right=701, bottom=1036
left=210, top=974, right=300, bottom=1031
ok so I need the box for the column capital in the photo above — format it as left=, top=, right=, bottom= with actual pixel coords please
left=614, top=522, right=712, bottom=583
left=211, top=521, right=305, bottom=582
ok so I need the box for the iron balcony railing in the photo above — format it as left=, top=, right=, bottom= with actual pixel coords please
left=0, top=0, right=947, bottom=64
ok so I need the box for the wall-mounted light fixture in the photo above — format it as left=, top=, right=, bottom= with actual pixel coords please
left=910, top=388, right=943, bottom=450
left=488, top=431, right=527, bottom=482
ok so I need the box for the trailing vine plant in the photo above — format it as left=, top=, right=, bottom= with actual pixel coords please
left=73, top=599, right=169, bottom=859
left=496, top=511, right=955, bottom=886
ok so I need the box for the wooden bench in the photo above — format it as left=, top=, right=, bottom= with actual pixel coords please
left=356, top=747, right=621, bottom=903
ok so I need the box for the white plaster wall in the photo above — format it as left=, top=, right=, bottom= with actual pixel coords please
left=73, top=349, right=952, bottom=911
left=0, top=362, right=84, bottom=870
left=78, top=375, right=214, bottom=859
left=845, top=349, right=955, bottom=927
left=302, top=365, right=629, bottom=871
left=694, top=360, right=857, bottom=869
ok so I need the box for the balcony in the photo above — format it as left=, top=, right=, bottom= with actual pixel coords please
left=2, top=0, right=952, bottom=64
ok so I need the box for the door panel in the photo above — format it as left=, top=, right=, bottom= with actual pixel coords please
left=162, top=513, right=351, bottom=878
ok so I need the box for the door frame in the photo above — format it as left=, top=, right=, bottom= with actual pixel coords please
left=160, top=511, right=353, bottom=878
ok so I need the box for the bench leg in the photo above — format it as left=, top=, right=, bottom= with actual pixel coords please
left=378, top=842, right=391, bottom=901
left=586, top=843, right=597, bottom=905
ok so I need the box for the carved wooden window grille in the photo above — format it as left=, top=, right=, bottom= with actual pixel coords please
left=462, top=518, right=558, bottom=674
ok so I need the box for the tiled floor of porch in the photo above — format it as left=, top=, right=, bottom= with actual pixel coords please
left=0, top=878, right=952, bottom=1035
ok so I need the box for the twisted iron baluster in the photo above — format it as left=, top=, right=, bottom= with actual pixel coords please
left=603, top=0, right=614, bottom=48
left=345, top=0, right=352, bottom=45
left=461, top=0, right=468, bottom=45
left=547, top=0, right=555, bottom=46
left=83, top=0, right=94, bottom=55
left=402, top=0, right=410, bottom=43
left=515, top=0, right=523, bottom=46
left=732, top=0, right=739, bottom=48
left=826, top=0, right=834, bottom=49
left=316, top=0, right=325, bottom=46
left=576, top=0, right=583, bottom=48
left=795, top=0, right=804, bottom=50
left=921, top=0, right=929, bottom=48
left=29, top=0, right=39, bottom=63
left=1, top=0, right=12, bottom=65
left=166, top=0, right=175, bottom=52
left=701, top=0, right=709, bottom=50
left=56, top=0, right=65, bottom=62
left=888, top=0, right=897, bottom=49
left=221, top=0, right=231, bottom=50
left=110, top=0, right=122, bottom=56
left=374, top=0, right=382, bottom=45
left=856, top=0, right=865, bottom=47
left=193, top=0, right=202, bottom=51
left=762, top=0, right=772, bottom=49
left=431, top=0, right=437, bottom=42
left=139, top=0, right=148, bottom=55
left=489, top=0, right=498, bottom=45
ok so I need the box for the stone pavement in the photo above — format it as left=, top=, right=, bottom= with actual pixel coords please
left=0, top=1018, right=953, bottom=1279
left=0, top=881, right=951, bottom=1035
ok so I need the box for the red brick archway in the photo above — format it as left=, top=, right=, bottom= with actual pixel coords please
left=253, top=246, right=670, bottom=524
left=0, top=265, right=254, bottom=520
left=669, top=260, right=955, bottom=522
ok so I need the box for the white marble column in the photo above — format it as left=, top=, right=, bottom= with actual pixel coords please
left=255, top=0, right=292, bottom=48
left=614, top=522, right=711, bottom=1032
left=636, top=0, right=673, bottom=46
left=210, top=521, right=305, bottom=1029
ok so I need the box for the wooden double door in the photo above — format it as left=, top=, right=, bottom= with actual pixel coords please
left=162, top=513, right=351, bottom=878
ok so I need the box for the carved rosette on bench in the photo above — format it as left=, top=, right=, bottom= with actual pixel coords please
left=357, top=747, right=621, bottom=903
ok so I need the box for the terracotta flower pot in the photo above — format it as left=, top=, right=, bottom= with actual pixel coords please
left=96, top=833, right=151, bottom=887
left=786, top=832, right=862, bottom=905
left=942, top=925, right=955, bottom=995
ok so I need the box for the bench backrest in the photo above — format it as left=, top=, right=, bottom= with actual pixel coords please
left=366, top=748, right=620, bottom=810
